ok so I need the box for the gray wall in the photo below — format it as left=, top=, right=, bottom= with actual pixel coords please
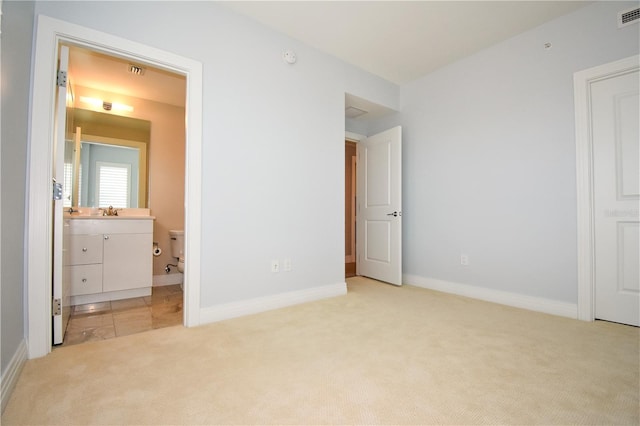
left=370, top=1, right=640, bottom=302
left=1, top=0, right=34, bottom=373
left=345, top=117, right=369, bottom=136
left=31, top=1, right=399, bottom=309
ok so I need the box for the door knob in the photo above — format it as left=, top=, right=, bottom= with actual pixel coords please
left=386, top=211, right=399, bottom=217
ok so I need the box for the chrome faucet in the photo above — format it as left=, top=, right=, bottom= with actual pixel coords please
left=103, top=206, right=119, bottom=216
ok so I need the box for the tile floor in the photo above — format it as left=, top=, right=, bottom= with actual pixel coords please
left=61, top=284, right=183, bottom=347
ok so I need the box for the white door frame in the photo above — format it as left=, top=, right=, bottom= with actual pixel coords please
left=574, top=55, right=639, bottom=322
left=27, top=15, right=203, bottom=358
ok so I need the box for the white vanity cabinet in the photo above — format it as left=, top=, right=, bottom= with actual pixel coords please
left=64, top=217, right=154, bottom=304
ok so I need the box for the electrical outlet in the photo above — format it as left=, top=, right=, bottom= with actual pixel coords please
left=283, top=258, right=292, bottom=272
left=460, top=254, right=469, bottom=266
left=271, top=260, right=280, bottom=273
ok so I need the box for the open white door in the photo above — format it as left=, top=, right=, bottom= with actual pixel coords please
left=592, top=67, right=639, bottom=326
left=356, top=126, right=402, bottom=285
left=52, top=45, right=71, bottom=344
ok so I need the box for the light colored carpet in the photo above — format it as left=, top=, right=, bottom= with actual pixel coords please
left=3, top=277, right=639, bottom=425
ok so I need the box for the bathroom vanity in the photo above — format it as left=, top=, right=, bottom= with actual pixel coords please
left=64, top=213, right=155, bottom=305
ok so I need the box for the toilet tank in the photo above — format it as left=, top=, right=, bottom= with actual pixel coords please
left=169, top=230, right=184, bottom=258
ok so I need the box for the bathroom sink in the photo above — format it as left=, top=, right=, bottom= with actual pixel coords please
left=75, top=207, right=101, bottom=216
left=65, top=208, right=154, bottom=219
left=115, top=208, right=152, bottom=217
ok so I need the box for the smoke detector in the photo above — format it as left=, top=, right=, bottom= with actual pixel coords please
left=282, top=50, right=297, bottom=64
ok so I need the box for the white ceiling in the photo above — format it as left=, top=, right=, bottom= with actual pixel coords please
left=221, top=1, right=592, bottom=85
left=67, top=1, right=593, bottom=115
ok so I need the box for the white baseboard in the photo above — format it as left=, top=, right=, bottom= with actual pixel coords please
left=403, top=274, right=578, bottom=319
left=153, top=273, right=183, bottom=287
left=1, top=339, right=27, bottom=413
left=200, top=282, right=347, bottom=324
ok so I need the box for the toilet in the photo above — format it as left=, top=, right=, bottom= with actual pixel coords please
left=169, top=230, right=185, bottom=272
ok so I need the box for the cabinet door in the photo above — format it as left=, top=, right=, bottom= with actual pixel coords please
left=67, top=264, right=103, bottom=296
left=102, top=233, right=152, bottom=292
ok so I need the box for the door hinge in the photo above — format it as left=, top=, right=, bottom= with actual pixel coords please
left=56, top=70, right=67, bottom=87
left=52, top=298, right=61, bottom=316
left=52, top=181, right=63, bottom=201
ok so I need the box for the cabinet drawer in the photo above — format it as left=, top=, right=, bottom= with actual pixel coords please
left=65, top=235, right=103, bottom=265
left=66, top=264, right=103, bottom=296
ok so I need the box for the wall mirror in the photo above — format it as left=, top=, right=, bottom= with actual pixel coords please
left=64, top=108, right=151, bottom=208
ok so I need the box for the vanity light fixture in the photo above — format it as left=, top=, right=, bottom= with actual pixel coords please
left=110, top=102, right=134, bottom=112
left=79, top=96, right=102, bottom=108
left=79, top=96, right=134, bottom=112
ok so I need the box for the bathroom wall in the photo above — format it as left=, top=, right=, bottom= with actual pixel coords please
left=73, top=85, right=186, bottom=279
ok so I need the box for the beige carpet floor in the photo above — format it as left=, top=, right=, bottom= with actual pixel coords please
left=3, top=277, right=639, bottom=425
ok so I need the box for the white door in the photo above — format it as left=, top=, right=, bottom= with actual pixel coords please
left=356, top=126, right=402, bottom=285
left=52, top=45, right=71, bottom=344
left=592, top=68, right=639, bottom=326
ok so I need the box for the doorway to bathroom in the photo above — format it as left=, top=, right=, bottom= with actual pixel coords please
left=27, top=16, right=204, bottom=358
left=57, top=44, right=187, bottom=346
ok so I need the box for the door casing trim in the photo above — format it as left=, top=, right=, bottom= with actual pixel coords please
left=26, top=15, right=203, bottom=358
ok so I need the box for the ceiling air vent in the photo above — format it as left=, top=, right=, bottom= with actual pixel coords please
left=128, top=64, right=146, bottom=76
left=345, top=106, right=368, bottom=119
left=618, top=6, right=639, bottom=28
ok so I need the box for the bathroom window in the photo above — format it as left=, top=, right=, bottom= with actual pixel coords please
left=96, top=162, right=131, bottom=208
left=78, top=164, right=83, bottom=206
left=63, top=139, right=75, bottom=208
left=63, top=162, right=73, bottom=208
